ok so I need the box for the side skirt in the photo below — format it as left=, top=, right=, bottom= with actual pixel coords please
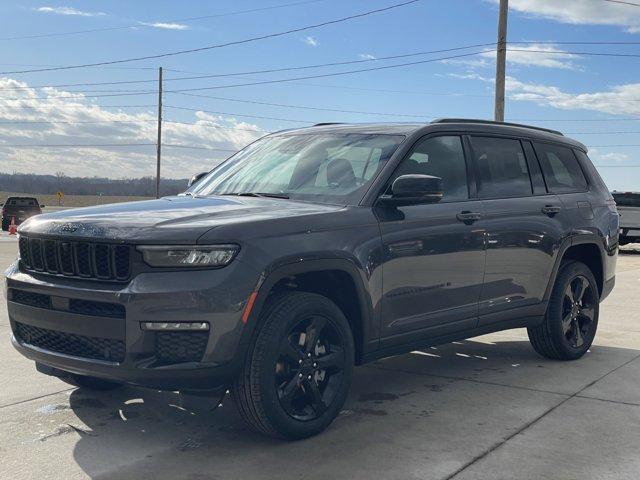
left=361, top=315, right=544, bottom=364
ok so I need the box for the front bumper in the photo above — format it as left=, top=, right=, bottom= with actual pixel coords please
left=4, top=259, right=258, bottom=390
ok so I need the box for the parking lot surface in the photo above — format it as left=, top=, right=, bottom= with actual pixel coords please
left=1, top=237, right=639, bottom=480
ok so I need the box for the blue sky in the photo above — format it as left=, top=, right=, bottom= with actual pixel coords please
left=1, top=0, right=640, bottom=189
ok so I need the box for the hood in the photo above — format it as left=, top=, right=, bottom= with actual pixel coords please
left=19, top=195, right=344, bottom=243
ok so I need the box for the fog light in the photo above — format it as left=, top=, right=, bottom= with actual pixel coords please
left=141, top=322, right=210, bottom=331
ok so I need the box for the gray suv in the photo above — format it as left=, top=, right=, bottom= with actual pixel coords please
left=4, top=119, right=618, bottom=439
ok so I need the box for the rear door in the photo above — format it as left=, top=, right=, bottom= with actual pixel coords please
left=468, top=136, right=570, bottom=325
left=376, top=134, right=486, bottom=346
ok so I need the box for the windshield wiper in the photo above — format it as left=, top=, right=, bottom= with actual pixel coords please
left=224, top=192, right=290, bottom=199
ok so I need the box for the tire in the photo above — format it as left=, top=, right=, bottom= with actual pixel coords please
left=232, top=291, right=355, bottom=440
left=528, top=260, right=599, bottom=360
left=61, top=373, right=122, bottom=391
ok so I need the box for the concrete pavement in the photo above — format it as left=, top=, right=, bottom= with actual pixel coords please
left=1, top=241, right=639, bottom=480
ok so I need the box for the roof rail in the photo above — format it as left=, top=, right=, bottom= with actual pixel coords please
left=313, top=122, right=345, bottom=126
left=430, top=118, right=564, bottom=136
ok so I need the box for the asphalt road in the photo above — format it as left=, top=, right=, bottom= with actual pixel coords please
left=1, top=234, right=639, bottom=480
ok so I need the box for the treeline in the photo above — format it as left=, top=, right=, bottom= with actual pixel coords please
left=0, top=172, right=188, bottom=197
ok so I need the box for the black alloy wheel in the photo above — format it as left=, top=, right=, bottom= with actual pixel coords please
left=561, top=275, right=596, bottom=349
left=275, top=315, right=346, bottom=421
left=232, top=291, right=354, bottom=439
left=528, top=260, right=600, bottom=360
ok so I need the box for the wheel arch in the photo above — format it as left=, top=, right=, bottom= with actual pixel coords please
left=545, top=235, right=605, bottom=301
left=240, top=258, right=375, bottom=365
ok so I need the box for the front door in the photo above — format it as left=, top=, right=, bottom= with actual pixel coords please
left=376, top=134, right=486, bottom=347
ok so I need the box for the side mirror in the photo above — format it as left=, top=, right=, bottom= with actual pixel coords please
left=188, top=171, right=209, bottom=188
left=378, top=174, right=444, bottom=206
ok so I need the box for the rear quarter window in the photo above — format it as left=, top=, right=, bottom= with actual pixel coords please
left=533, top=142, right=587, bottom=193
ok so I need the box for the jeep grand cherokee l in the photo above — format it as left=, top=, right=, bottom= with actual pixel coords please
left=4, top=119, right=618, bottom=439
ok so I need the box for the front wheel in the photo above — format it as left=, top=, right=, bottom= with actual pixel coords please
left=232, top=291, right=354, bottom=440
left=528, top=260, right=599, bottom=360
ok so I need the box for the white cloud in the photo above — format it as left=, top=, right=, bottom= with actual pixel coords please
left=480, top=44, right=580, bottom=70
left=488, top=0, right=640, bottom=33
left=304, top=36, right=318, bottom=47
left=35, top=6, right=106, bottom=17
left=448, top=72, right=493, bottom=82
left=589, top=149, right=629, bottom=163
left=505, top=76, right=640, bottom=116
left=139, top=22, right=190, bottom=31
left=359, top=53, right=376, bottom=60
left=0, top=78, right=265, bottom=178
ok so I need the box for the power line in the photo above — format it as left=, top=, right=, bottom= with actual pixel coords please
left=164, top=105, right=313, bottom=124
left=566, top=131, right=640, bottom=135
left=509, top=48, right=640, bottom=59
left=0, top=0, right=329, bottom=41
left=602, top=0, right=640, bottom=7
left=4, top=104, right=156, bottom=110
left=6, top=44, right=640, bottom=98
left=0, top=42, right=495, bottom=92
left=0, top=0, right=422, bottom=75
left=164, top=120, right=268, bottom=133
left=0, top=143, right=155, bottom=148
left=0, top=119, right=155, bottom=125
left=588, top=144, right=640, bottom=147
left=159, top=51, right=489, bottom=94
left=163, top=144, right=236, bottom=152
left=0, top=90, right=158, bottom=101
left=0, top=142, right=237, bottom=151
left=0, top=117, right=267, bottom=132
left=172, top=92, right=434, bottom=118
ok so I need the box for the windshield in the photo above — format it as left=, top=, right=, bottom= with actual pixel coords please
left=189, top=132, right=405, bottom=205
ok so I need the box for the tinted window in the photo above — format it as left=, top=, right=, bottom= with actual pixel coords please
left=470, top=137, right=532, bottom=198
left=534, top=143, right=587, bottom=193
left=7, top=198, right=37, bottom=207
left=389, top=135, right=468, bottom=202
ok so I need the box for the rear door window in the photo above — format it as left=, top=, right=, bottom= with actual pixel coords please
left=533, top=142, right=587, bottom=193
left=469, top=136, right=532, bottom=198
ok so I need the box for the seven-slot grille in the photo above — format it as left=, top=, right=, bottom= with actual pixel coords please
left=19, top=236, right=131, bottom=281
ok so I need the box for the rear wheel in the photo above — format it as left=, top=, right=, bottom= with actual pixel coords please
left=232, top=291, right=354, bottom=439
left=62, top=373, right=122, bottom=391
left=528, top=260, right=599, bottom=360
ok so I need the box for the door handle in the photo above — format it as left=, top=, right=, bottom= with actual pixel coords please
left=542, top=205, right=561, bottom=216
left=456, top=211, right=482, bottom=224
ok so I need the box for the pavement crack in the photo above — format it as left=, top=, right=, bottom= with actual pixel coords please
left=442, top=352, right=640, bottom=480
left=575, top=395, right=640, bottom=408
left=0, top=388, right=74, bottom=410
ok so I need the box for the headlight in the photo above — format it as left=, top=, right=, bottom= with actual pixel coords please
left=137, top=245, right=239, bottom=268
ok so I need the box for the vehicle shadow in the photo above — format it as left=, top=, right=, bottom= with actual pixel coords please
left=66, top=338, right=640, bottom=480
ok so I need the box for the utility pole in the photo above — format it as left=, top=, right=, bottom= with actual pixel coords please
left=494, top=0, right=508, bottom=122
left=155, top=66, right=163, bottom=199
